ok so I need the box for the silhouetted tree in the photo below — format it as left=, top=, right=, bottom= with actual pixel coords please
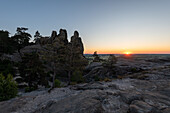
left=0, top=30, right=16, bottom=55
left=11, top=27, right=32, bottom=55
left=92, top=51, right=98, bottom=57
left=92, top=51, right=100, bottom=62
left=0, top=59, right=15, bottom=77
left=34, top=31, right=41, bottom=43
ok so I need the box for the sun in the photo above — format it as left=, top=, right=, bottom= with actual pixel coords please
left=123, top=51, right=132, bottom=55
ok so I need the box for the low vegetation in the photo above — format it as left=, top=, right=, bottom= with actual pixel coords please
left=54, top=79, right=61, bottom=88
left=71, top=70, right=84, bottom=83
left=0, top=74, right=18, bottom=101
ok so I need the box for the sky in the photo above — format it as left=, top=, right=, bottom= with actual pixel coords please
left=0, top=0, right=170, bottom=54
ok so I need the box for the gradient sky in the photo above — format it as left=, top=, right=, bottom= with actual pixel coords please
left=1, top=0, right=170, bottom=54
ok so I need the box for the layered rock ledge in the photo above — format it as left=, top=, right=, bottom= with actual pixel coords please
left=1, top=64, right=170, bottom=113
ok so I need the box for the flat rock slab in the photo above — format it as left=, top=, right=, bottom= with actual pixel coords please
left=1, top=66, right=170, bottom=113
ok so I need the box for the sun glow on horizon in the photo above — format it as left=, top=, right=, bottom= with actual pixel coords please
left=84, top=48, right=170, bottom=54
left=123, top=51, right=132, bottom=55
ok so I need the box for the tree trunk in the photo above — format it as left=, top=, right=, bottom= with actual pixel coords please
left=52, top=65, right=56, bottom=88
left=68, top=71, right=71, bottom=85
left=18, top=49, right=22, bottom=57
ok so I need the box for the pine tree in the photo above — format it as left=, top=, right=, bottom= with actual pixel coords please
left=19, top=52, right=48, bottom=89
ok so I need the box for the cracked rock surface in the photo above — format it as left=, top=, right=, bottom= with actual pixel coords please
left=1, top=76, right=170, bottom=113
left=1, top=56, right=170, bottom=113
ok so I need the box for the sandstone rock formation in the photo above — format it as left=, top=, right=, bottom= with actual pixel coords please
left=70, top=31, right=84, bottom=55
left=36, top=29, right=68, bottom=46
left=13, top=29, right=86, bottom=62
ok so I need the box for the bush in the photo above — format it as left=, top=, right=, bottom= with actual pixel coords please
left=131, top=68, right=137, bottom=72
left=70, top=82, right=77, bottom=85
left=71, top=70, right=84, bottom=83
left=103, top=78, right=112, bottom=82
left=0, top=60, right=15, bottom=77
left=94, top=75, right=100, bottom=81
left=25, top=87, right=36, bottom=92
left=54, top=79, right=61, bottom=88
left=117, top=75, right=124, bottom=79
left=0, top=73, right=18, bottom=101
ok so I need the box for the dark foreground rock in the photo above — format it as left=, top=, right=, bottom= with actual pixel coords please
left=1, top=67, right=170, bottom=113
left=1, top=55, right=170, bottom=113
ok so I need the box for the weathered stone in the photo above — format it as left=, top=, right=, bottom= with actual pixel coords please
left=51, top=31, right=57, bottom=38
left=92, top=51, right=101, bottom=62
left=85, top=62, right=103, bottom=71
left=71, top=31, right=84, bottom=55
left=107, top=54, right=117, bottom=64
left=1, top=77, right=170, bottom=113
left=34, top=90, right=105, bottom=113
left=129, top=100, right=153, bottom=113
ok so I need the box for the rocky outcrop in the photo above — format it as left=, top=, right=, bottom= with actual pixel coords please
left=70, top=31, right=84, bottom=55
left=11, top=29, right=87, bottom=63
left=3, top=29, right=88, bottom=87
left=53, top=29, right=68, bottom=47
left=84, top=62, right=143, bottom=82
left=1, top=55, right=170, bottom=113
left=36, top=29, right=68, bottom=46
left=36, top=37, right=50, bottom=45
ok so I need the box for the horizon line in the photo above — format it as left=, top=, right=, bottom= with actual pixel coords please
left=84, top=53, right=170, bottom=55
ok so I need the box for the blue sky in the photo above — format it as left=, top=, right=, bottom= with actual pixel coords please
left=1, top=0, right=170, bottom=54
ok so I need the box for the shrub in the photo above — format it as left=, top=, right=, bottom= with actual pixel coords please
left=94, top=75, right=100, bottom=81
left=25, top=87, right=36, bottom=92
left=55, top=79, right=61, bottom=88
left=103, top=78, right=112, bottom=82
left=71, top=70, right=84, bottom=83
left=0, top=60, right=15, bottom=77
left=117, top=75, right=124, bottom=79
left=70, top=82, right=77, bottom=85
left=0, top=73, right=18, bottom=101
left=131, top=68, right=137, bottom=72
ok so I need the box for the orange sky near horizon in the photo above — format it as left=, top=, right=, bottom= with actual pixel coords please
left=83, top=34, right=170, bottom=54
left=84, top=48, right=170, bottom=54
